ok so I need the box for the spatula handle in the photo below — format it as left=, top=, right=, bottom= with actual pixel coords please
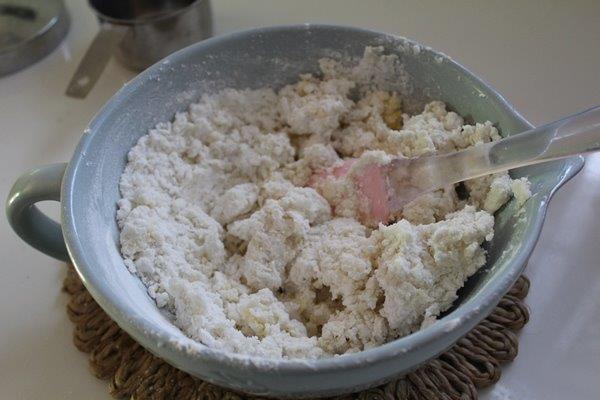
left=488, top=105, right=600, bottom=170
left=387, top=106, right=600, bottom=213
left=417, top=105, right=600, bottom=186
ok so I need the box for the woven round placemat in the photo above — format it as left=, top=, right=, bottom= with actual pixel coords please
left=62, top=265, right=530, bottom=399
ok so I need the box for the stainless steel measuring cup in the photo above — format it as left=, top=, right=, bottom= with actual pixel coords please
left=66, top=0, right=212, bottom=98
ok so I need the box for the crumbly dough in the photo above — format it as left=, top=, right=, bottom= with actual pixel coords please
left=117, top=47, right=529, bottom=359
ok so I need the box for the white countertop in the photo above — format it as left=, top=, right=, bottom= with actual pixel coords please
left=1, top=1, right=599, bottom=398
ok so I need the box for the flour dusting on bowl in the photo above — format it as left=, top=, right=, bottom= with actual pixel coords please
left=116, top=47, right=530, bottom=359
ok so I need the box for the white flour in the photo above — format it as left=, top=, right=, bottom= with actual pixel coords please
left=117, top=47, right=529, bottom=359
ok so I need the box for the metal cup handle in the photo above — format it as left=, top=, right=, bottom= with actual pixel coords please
left=65, top=24, right=126, bottom=98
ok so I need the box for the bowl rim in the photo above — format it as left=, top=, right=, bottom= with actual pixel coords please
left=61, top=24, right=584, bottom=374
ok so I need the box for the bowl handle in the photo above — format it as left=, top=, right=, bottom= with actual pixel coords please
left=5, top=163, right=69, bottom=261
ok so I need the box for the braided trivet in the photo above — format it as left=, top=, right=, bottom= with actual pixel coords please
left=62, top=265, right=530, bottom=399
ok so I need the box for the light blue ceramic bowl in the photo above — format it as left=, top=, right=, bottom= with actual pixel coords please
left=6, top=25, right=583, bottom=397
